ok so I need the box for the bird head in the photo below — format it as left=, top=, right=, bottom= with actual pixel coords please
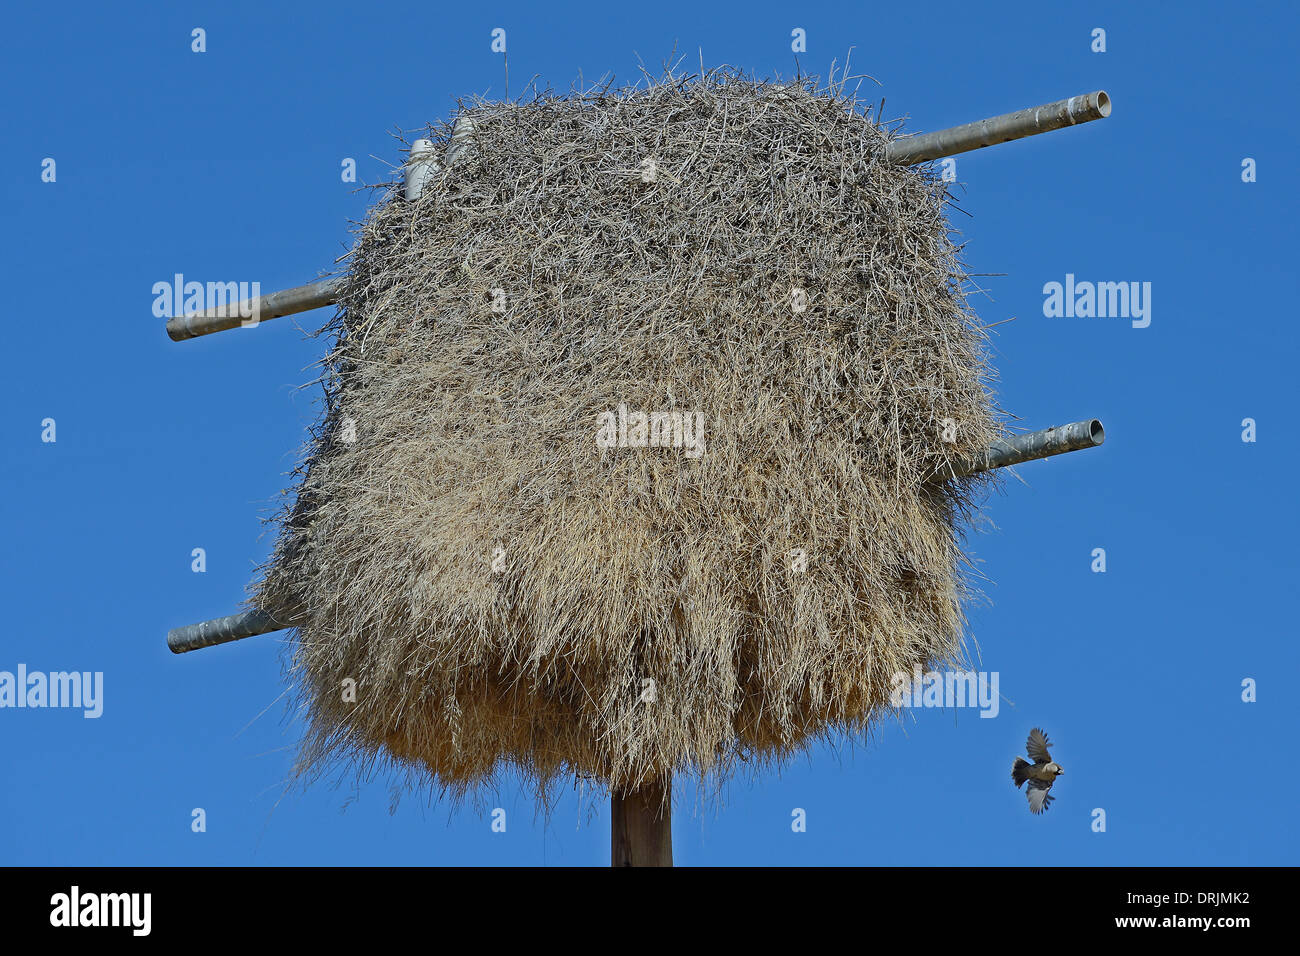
left=1045, top=762, right=1064, bottom=777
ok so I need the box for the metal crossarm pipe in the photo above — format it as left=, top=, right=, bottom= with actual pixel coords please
left=885, top=91, right=1111, bottom=165
left=165, top=278, right=343, bottom=341
left=949, top=418, right=1105, bottom=478
left=167, top=608, right=289, bottom=654
left=168, top=419, right=1105, bottom=653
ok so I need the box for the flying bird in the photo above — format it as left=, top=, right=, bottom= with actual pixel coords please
left=1011, top=728, right=1064, bottom=814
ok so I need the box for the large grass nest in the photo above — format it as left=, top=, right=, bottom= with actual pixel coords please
left=257, top=69, right=1003, bottom=803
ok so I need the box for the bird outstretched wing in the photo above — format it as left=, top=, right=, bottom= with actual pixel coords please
left=1026, top=727, right=1053, bottom=764
left=1026, top=780, right=1055, bottom=814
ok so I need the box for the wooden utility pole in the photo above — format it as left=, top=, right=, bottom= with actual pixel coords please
left=611, top=775, right=673, bottom=866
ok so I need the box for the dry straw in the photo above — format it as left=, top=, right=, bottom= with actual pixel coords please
left=257, top=68, right=1003, bottom=804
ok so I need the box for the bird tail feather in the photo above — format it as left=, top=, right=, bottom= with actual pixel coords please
left=1011, top=756, right=1030, bottom=788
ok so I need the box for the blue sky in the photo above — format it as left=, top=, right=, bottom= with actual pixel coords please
left=2, top=0, right=1296, bottom=866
